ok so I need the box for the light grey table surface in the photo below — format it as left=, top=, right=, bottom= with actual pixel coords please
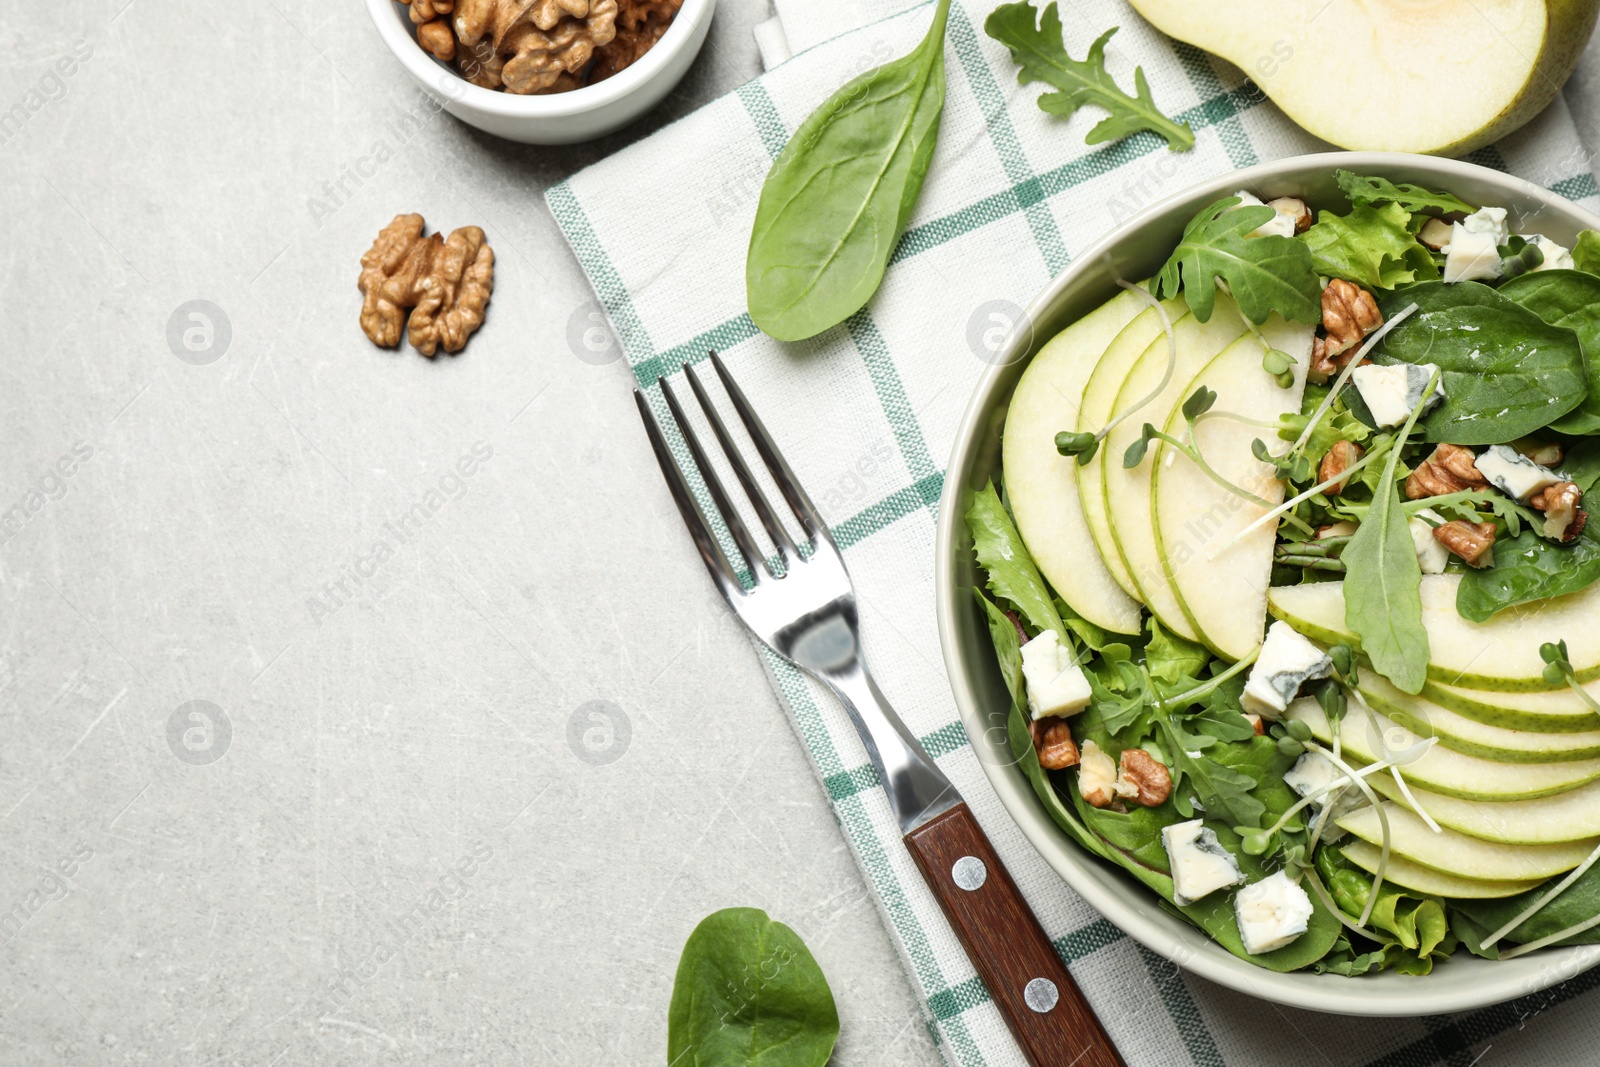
left=6, top=3, right=1600, bottom=1065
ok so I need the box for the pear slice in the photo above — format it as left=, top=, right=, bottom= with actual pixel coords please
left=1124, top=0, right=1600, bottom=155
left=1358, top=673, right=1600, bottom=763
left=1267, top=574, right=1600, bottom=692
left=1422, top=679, right=1600, bottom=733
left=1076, top=301, right=1188, bottom=601
left=1369, top=773, right=1600, bottom=845
left=1152, top=318, right=1313, bottom=660
left=1287, top=695, right=1600, bottom=801
left=1102, top=305, right=1250, bottom=641
left=1004, top=290, right=1146, bottom=635
left=1338, top=803, right=1598, bottom=882
left=1340, top=841, right=1543, bottom=899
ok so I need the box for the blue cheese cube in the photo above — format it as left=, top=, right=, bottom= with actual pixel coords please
left=1282, top=745, right=1362, bottom=825
left=1242, top=621, right=1333, bottom=718
left=1350, top=362, right=1444, bottom=429
left=1161, top=819, right=1245, bottom=906
left=1233, top=871, right=1315, bottom=955
left=1473, top=443, right=1561, bottom=502
left=1443, top=206, right=1509, bottom=283
left=1409, top=508, right=1450, bottom=575
left=1522, top=233, right=1575, bottom=272
left=1020, top=630, right=1092, bottom=720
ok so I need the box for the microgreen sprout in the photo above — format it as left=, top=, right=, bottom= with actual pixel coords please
left=1262, top=347, right=1296, bottom=388
left=1498, top=235, right=1545, bottom=280
left=1539, top=640, right=1600, bottom=716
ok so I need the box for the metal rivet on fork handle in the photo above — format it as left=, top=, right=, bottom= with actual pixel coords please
left=1024, top=978, right=1059, bottom=1014
left=951, top=855, right=987, bottom=891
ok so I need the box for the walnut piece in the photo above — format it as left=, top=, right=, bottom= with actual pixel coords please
left=1418, top=217, right=1454, bottom=251
left=1031, top=719, right=1080, bottom=771
left=1433, top=520, right=1497, bottom=568
left=418, top=18, right=457, bottom=60
left=410, top=0, right=455, bottom=23
left=1117, top=749, right=1172, bottom=807
left=1406, top=443, right=1488, bottom=500
left=590, top=2, right=674, bottom=82
left=1268, top=196, right=1312, bottom=234
left=1320, top=279, right=1383, bottom=360
left=1318, top=440, right=1363, bottom=496
left=1532, top=482, right=1586, bottom=543
left=358, top=214, right=494, bottom=356
left=450, top=0, right=618, bottom=94
left=1078, top=740, right=1119, bottom=808
left=1515, top=438, right=1565, bottom=467
left=1243, top=712, right=1265, bottom=736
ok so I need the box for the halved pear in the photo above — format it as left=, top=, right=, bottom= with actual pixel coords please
left=1423, top=679, right=1600, bottom=732
left=1125, top=0, right=1600, bottom=155
left=1359, top=674, right=1600, bottom=763
left=1152, top=318, right=1313, bottom=660
left=1004, top=290, right=1146, bottom=635
left=1287, top=695, right=1600, bottom=801
left=1268, top=575, right=1600, bottom=692
left=1338, top=803, right=1598, bottom=881
left=1369, top=772, right=1600, bottom=844
left=1102, top=304, right=1250, bottom=641
left=1076, top=301, right=1188, bottom=601
left=1340, top=841, right=1543, bottom=899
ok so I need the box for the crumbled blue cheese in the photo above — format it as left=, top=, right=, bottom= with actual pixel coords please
left=1409, top=508, right=1450, bottom=575
left=1282, top=746, right=1362, bottom=823
left=1242, top=621, right=1334, bottom=718
left=1350, top=362, right=1444, bottom=429
left=1161, top=819, right=1245, bottom=906
left=1443, top=206, right=1509, bottom=283
left=1020, top=630, right=1092, bottom=720
left=1233, top=871, right=1315, bottom=955
left=1473, top=443, right=1560, bottom=502
left=1230, top=189, right=1302, bottom=238
left=1522, top=233, right=1575, bottom=272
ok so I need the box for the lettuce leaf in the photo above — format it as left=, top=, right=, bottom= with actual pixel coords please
left=1335, top=170, right=1474, bottom=216
left=1573, top=230, right=1600, bottom=277
left=1299, top=203, right=1438, bottom=290
left=967, top=481, right=1064, bottom=639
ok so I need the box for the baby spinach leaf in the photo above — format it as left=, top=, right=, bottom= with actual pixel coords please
left=1152, top=197, right=1321, bottom=326
left=967, top=481, right=1065, bottom=639
left=1499, top=269, right=1600, bottom=434
left=1573, top=230, right=1600, bottom=276
left=1561, top=439, right=1600, bottom=495
left=667, top=908, right=839, bottom=1067
left=1454, top=860, right=1600, bottom=948
left=746, top=0, right=950, bottom=341
left=1334, top=170, right=1474, bottom=216
left=984, top=3, right=1193, bottom=151
left=1298, top=203, right=1437, bottom=290
left=1369, top=282, right=1588, bottom=445
left=1342, top=382, right=1430, bottom=693
left=1455, top=523, right=1600, bottom=622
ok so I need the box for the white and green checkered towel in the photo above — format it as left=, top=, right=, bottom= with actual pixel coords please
left=548, top=2, right=1600, bottom=1063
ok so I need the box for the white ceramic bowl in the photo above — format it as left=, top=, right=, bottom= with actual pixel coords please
left=363, top=0, right=717, bottom=144
left=936, top=151, right=1600, bottom=1015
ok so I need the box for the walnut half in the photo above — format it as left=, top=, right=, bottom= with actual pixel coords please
left=1320, top=279, right=1383, bottom=360
left=1433, top=520, right=1496, bottom=568
left=358, top=214, right=494, bottom=357
left=1031, top=719, right=1080, bottom=771
left=1117, top=749, right=1172, bottom=807
left=1407, top=443, right=1488, bottom=500
left=1318, top=440, right=1363, bottom=496
left=1532, top=482, right=1587, bottom=543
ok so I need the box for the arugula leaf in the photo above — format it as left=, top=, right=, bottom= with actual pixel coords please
left=1499, top=269, right=1600, bottom=434
left=1573, top=230, right=1600, bottom=276
left=1298, top=203, right=1438, bottom=290
left=1342, top=374, right=1432, bottom=694
left=1368, top=282, right=1588, bottom=445
left=746, top=0, right=949, bottom=341
left=1157, top=718, right=1265, bottom=827
left=984, top=3, right=1193, bottom=151
left=668, top=908, right=839, bottom=1067
left=1335, top=170, right=1474, bottom=216
left=1152, top=196, right=1321, bottom=326
left=967, top=481, right=1065, bottom=639
left=1456, top=523, right=1600, bottom=622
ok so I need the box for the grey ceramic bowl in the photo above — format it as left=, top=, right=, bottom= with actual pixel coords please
left=936, top=151, right=1600, bottom=1015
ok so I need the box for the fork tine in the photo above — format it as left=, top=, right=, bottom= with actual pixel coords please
left=708, top=352, right=829, bottom=540
left=683, top=363, right=799, bottom=560
left=633, top=388, right=741, bottom=595
left=657, top=377, right=769, bottom=580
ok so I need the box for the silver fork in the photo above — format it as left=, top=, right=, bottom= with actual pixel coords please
left=636, top=353, right=1124, bottom=1067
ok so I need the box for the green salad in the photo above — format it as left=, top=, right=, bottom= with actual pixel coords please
left=974, top=169, right=1600, bottom=976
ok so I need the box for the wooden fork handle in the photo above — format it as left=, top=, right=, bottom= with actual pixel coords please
left=905, top=803, right=1126, bottom=1067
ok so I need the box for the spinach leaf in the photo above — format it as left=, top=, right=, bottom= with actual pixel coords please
left=1298, top=203, right=1437, bottom=290
left=667, top=908, right=839, bottom=1067
left=1499, top=269, right=1600, bottom=434
left=1366, top=282, right=1588, bottom=445
left=1342, top=382, right=1430, bottom=694
left=1561, top=439, right=1600, bottom=495
left=1454, top=860, right=1600, bottom=948
left=1456, top=523, right=1600, bottom=622
left=1334, top=170, right=1473, bottom=216
left=984, top=3, right=1193, bottom=151
left=746, top=0, right=950, bottom=341
left=976, top=591, right=1113, bottom=861
left=967, top=481, right=1065, bottom=639
left=1573, top=230, right=1600, bottom=276
left=1152, top=197, right=1321, bottom=325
